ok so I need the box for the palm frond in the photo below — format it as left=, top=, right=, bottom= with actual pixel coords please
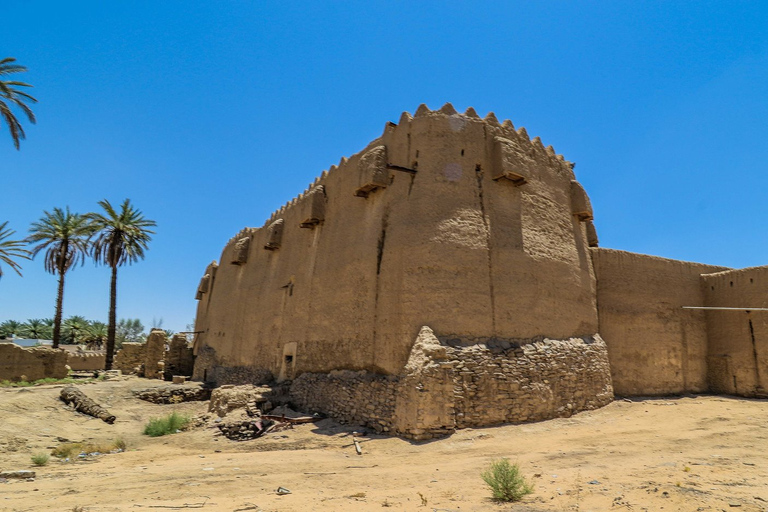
left=0, top=221, right=30, bottom=279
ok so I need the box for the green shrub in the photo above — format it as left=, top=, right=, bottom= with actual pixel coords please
left=31, top=452, right=50, bottom=466
left=143, top=412, right=191, bottom=437
left=480, top=458, right=533, bottom=502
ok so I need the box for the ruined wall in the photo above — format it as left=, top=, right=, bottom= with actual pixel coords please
left=702, top=267, right=768, bottom=396
left=164, top=334, right=194, bottom=379
left=592, top=248, right=728, bottom=396
left=0, top=344, right=68, bottom=382
left=66, top=352, right=106, bottom=371
left=195, top=104, right=598, bottom=381
left=290, top=327, right=613, bottom=439
left=143, top=329, right=166, bottom=379
left=114, top=343, right=146, bottom=374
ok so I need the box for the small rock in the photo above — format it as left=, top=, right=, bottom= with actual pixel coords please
left=588, top=480, right=600, bottom=485
left=0, top=471, right=35, bottom=479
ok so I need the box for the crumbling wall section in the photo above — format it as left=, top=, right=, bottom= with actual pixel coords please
left=702, top=266, right=768, bottom=396
left=114, top=343, right=146, bottom=375
left=164, top=334, right=194, bottom=379
left=592, top=248, right=728, bottom=395
left=290, top=327, right=613, bottom=439
left=66, top=352, right=106, bottom=371
left=0, top=344, right=68, bottom=382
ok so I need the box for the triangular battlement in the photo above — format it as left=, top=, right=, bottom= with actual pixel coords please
left=244, top=104, right=576, bottom=239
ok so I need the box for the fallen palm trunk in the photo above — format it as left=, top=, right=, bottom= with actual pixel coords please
left=60, top=386, right=116, bottom=424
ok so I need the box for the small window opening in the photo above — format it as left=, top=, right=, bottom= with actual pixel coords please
left=461, top=149, right=465, bottom=156
left=730, top=281, right=734, bottom=287
left=711, top=286, right=715, bottom=291
left=750, top=278, right=754, bottom=284
left=285, top=355, right=294, bottom=364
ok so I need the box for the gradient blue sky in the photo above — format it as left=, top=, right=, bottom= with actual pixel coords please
left=2, top=2, right=767, bottom=331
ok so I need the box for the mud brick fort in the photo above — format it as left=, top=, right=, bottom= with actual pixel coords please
left=192, top=103, right=767, bottom=439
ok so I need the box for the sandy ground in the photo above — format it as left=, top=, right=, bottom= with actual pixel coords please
left=1, top=377, right=767, bottom=512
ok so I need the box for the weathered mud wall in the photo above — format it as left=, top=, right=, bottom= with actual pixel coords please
left=66, top=352, right=106, bottom=371
left=592, top=248, right=728, bottom=395
left=164, top=334, right=194, bottom=379
left=702, top=267, right=768, bottom=396
left=290, top=327, right=613, bottom=439
left=0, top=344, right=68, bottom=382
left=114, top=343, right=146, bottom=374
left=194, top=104, right=598, bottom=381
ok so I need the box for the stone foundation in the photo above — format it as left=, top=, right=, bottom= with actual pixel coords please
left=290, top=327, right=613, bottom=439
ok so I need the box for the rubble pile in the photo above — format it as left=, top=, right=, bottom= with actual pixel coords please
left=134, top=383, right=211, bottom=404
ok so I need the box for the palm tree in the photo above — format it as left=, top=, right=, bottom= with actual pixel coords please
left=0, top=319, right=22, bottom=339
left=0, top=57, right=37, bottom=150
left=0, top=221, right=29, bottom=280
left=20, top=318, right=51, bottom=340
left=27, top=207, right=93, bottom=348
left=84, top=320, right=108, bottom=349
left=87, top=199, right=156, bottom=370
left=62, top=315, right=89, bottom=344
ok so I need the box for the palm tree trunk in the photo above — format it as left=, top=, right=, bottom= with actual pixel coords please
left=52, top=269, right=65, bottom=349
left=105, top=265, right=118, bottom=370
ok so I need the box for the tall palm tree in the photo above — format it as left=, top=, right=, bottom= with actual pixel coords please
left=0, top=57, right=37, bottom=150
left=87, top=199, right=156, bottom=370
left=0, top=221, right=29, bottom=280
left=27, top=207, right=93, bottom=348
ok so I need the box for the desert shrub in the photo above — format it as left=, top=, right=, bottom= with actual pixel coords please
left=52, top=439, right=125, bottom=459
left=143, top=412, right=190, bottom=437
left=481, top=458, right=533, bottom=502
left=31, top=452, right=50, bottom=466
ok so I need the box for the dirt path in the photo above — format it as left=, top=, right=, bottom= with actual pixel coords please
left=1, top=378, right=767, bottom=511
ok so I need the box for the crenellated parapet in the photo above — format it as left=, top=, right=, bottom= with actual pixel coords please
left=216, top=103, right=595, bottom=259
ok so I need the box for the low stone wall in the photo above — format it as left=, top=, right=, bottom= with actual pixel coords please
left=0, top=344, right=68, bottom=382
left=290, top=327, right=614, bottom=439
left=114, top=343, right=147, bottom=374
left=66, top=352, right=106, bottom=371
left=192, top=345, right=272, bottom=385
left=290, top=371, right=400, bottom=433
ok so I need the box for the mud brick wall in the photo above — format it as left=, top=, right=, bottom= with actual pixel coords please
left=0, top=344, right=68, bottom=382
left=114, top=343, right=146, bottom=374
left=164, top=334, right=194, bottom=378
left=66, top=352, right=106, bottom=371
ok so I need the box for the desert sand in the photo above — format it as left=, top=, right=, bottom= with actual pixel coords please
left=1, top=377, right=767, bottom=512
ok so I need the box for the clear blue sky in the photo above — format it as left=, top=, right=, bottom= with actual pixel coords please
left=2, top=2, right=767, bottom=331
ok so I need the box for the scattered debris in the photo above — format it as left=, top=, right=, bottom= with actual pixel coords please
left=276, top=487, right=291, bottom=495
left=216, top=418, right=275, bottom=441
left=352, top=433, right=363, bottom=455
left=60, top=386, right=116, bottom=424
